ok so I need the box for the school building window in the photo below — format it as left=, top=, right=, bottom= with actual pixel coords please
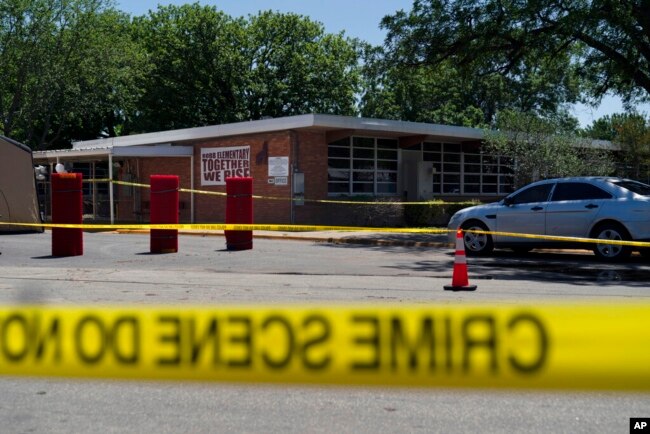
left=328, top=136, right=398, bottom=195
left=403, top=141, right=515, bottom=196
left=432, top=142, right=515, bottom=195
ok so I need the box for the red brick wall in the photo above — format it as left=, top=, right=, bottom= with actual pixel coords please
left=193, top=132, right=294, bottom=224
left=115, top=159, right=136, bottom=222
left=117, top=157, right=193, bottom=222
left=296, top=131, right=328, bottom=199
left=113, top=130, right=404, bottom=227
left=293, top=131, right=329, bottom=224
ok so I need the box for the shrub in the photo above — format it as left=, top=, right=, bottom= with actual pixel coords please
left=404, top=200, right=481, bottom=227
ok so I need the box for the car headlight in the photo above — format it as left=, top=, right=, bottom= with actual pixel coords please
left=448, top=212, right=463, bottom=228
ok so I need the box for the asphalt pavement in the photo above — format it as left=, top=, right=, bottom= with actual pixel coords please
left=118, top=227, right=454, bottom=247
left=1, top=230, right=648, bottom=434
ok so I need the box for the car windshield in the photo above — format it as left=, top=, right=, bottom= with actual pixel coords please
left=612, top=180, right=650, bottom=196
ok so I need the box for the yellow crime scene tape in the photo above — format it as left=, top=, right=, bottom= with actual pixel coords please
left=0, top=221, right=448, bottom=234
left=109, top=179, right=474, bottom=205
left=0, top=303, right=648, bottom=390
left=57, top=178, right=648, bottom=245
left=2, top=221, right=650, bottom=247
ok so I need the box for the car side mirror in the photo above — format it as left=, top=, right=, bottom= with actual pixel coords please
left=503, top=197, right=513, bottom=206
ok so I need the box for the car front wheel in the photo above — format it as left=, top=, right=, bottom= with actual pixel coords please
left=592, top=223, right=632, bottom=261
left=461, top=221, right=494, bottom=256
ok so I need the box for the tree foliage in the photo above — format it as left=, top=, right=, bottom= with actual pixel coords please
left=0, top=1, right=361, bottom=147
left=485, top=110, right=614, bottom=187
left=2, top=0, right=648, bottom=152
left=583, top=112, right=650, bottom=178
left=359, top=45, right=488, bottom=127
left=380, top=0, right=650, bottom=106
left=129, top=5, right=361, bottom=133
left=359, top=47, right=581, bottom=127
left=241, top=11, right=360, bottom=120
left=361, top=1, right=585, bottom=126
left=129, top=4, right=246, bottom=133
left=0, top=0, right=147, bottom=149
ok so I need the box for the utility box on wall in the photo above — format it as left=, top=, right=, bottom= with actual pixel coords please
left=293, top=172, right=304, bottom=206
left=403, top=159, right=434, bottom=201
left=417, top=161, right=434, bottom=200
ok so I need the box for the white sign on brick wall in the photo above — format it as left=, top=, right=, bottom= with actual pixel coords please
left=201, top=146, right=250, bottom=186
left=273, top=176, right=288, bottom=185
left=268, top=156, right=289, bottom=177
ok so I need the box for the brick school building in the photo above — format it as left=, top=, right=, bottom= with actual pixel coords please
left=33, top=114, right=520, bottom=226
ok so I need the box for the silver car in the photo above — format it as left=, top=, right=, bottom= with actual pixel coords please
left=447, top=177, right=650, bottom=260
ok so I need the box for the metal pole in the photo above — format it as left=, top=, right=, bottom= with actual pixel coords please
left=190, top=155, right=195, bottom=223
left=48, top=162, right=54, bottom=219
left=290, top=164, right=295, bottom=224
left=108, top=154, right=114, bottom=224
left=92, top=161, right=97, bottom=219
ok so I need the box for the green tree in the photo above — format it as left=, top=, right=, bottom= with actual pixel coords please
left=485, top=110, right=614, bottom=187
left=0, top=0, right=146, bottom=149
left=380, top=0, right=650, bottom=106
left=584, top=112, right=650, bottom=179
left=360, top=49, right=582, bottom=128
left=129, top=6, right=361, bottom=132
left=616, top=115, right=650, bottom=179
left=359, top=46, right=488, bottom=127
left=129, top=4, right=246, bottom=133
left=361, top=3, right=583, bottom=126
left=241, top=10, right=361, bottom=120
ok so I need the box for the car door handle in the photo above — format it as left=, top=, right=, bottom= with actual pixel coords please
left=531, top=206, right=543, bottom=211
left=585, top=204, right=599, bottom=209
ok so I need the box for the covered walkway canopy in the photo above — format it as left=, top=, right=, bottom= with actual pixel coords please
left=33, top=144, right=194, bottom=224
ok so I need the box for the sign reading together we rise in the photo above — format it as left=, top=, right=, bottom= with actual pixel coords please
left=201, top=146, right=251, bottom=186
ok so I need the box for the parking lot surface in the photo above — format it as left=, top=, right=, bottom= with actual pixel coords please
left=0, top=231, right=648, bottom=433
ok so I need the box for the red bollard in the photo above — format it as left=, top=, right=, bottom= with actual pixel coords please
left=225, top=177, right=253, bottom=250
left=150, top=175, right=179, bottom=253
left=51, top=173, right=83, bottom=257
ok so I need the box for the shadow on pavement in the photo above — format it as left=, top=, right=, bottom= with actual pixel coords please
left=324, top=241, right=650, bottom=286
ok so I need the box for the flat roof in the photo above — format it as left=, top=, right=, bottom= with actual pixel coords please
left=33, top=114, right=618, bottom=159
left=33, top=145, right=194, bottom=161
left=69, top=114, right=486, bottom=150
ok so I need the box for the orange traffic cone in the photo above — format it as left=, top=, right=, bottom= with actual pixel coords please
left=444, top=229, right=477, bottom=291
